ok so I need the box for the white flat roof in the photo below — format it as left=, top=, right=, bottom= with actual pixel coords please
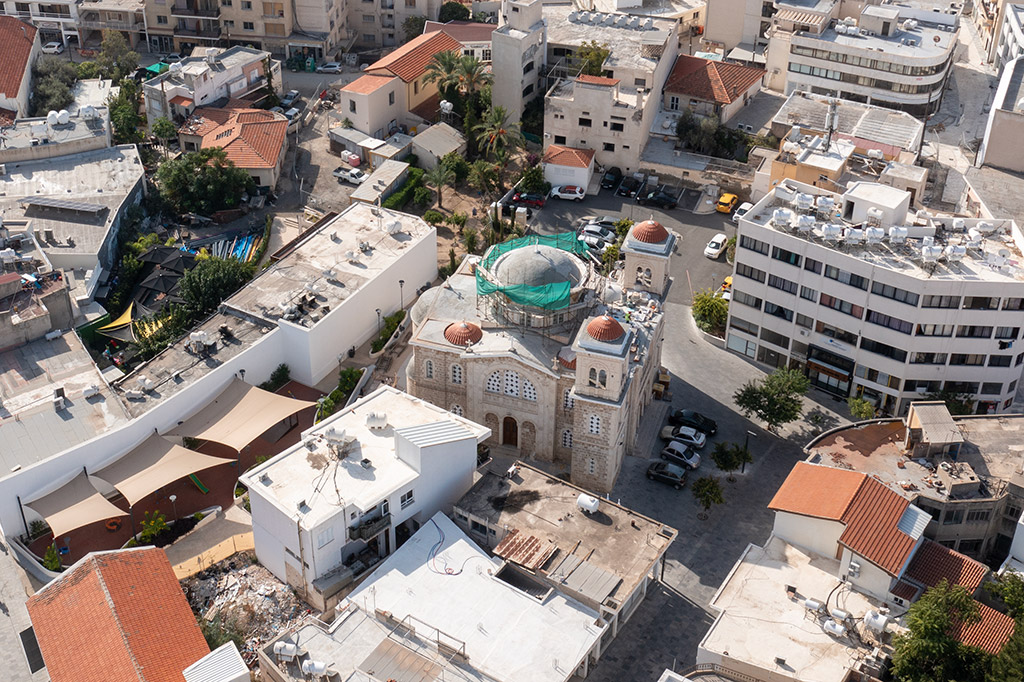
left=348, top=513, right=604, bottom=682
left=240, top=386, right=489, bottom=527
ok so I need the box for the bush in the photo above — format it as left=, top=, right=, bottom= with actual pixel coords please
left=258, top=363, right=290, bottom=392
left=317, top=367, right=365, bottom=422
left=848, top=396, right=876, bottom=420
left=446, top=212, right=468, bottom=230
left=413, top=185, right=433, bottom=207
left=441, top=152, right=470, bottom=183
left=370, top=310, right=406, bottom=353
left=405, top=153, right=419, bottom=168
left=43, top=545, right=61, bottom=571
left=423, top=209, right=445, bottom=225
left=463, top=227, right=479, bottom=254
left=518, top=165, right=550, bottom=194
left=193, top=512, right=205, bottom=522
left=691, top=289, right=729, bottom=335
left=439, top=0, right=470, bottom=21
left=614, top=218, right=634, bottom=237
left=381, top=168, right=426, bottom=210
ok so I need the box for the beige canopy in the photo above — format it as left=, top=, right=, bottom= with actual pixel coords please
left=25, top=472, right=127, bottom=538
left=166, top=377, right=315, bottom=451
left=93, top=434, right=234, bottom=507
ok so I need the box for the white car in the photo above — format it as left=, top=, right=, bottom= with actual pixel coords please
left=704, top=232, right=728, bottom=259
left=576, top=215, right=618, bottom=230
left=316, top=62, right=343, bottom=73
left=580, top=223, right=615, bottom=242
left=578, top=233, right=609, bottom=253
left=42, top=41, right=64, bottom=55
left=284, top=107, right=301, bottom=121
left=732, top=202, right=754, bottom=224
left=333, top=166, right=368, bottom=184
left=550, top=185, right=586, bottom=202
left=660, top=425, right=707, bottom=449
left=660, top=441, right=702, bottom=469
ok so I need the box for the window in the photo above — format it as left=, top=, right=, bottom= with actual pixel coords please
left=963, top=296, right=999, bottom=310
left=729, top=317, right=759, bottom=336
left=820, top=293, right=863, bottom=319
left=634, top=77, right=646, bottom=87
left=804, top=257, right=822, bottom=274
left=471, top=520, right=487, bottom=535
left=764, top=301, right=793, bottom=322
left=855, top=365, right=899, bottom=389
left=504, top=370, right=520, bottom=396
left=363, top=33, right=375, bottom=41
left=486, top=371, right=501, bottom=393
left=349, top=99, right=356, bottom=113
left=796, top=313, right=814, bottom=329
left=859, top=337, right=907, bottom=362
left=866, top=310, right=913, bottom=334
left=958, top=539, right=983, bottom=555
left=943, top=509, right=964, bottom=526
left=482, top=49, right=491, bottom=61
left=735, top=262, right=766, bottom=283
left=450, top=404, right=464, bottom=416
left=767, top=274, right=798, bottom=295
left=523, top=379, right=537, bottom=401
left=1004, top=298, right=1024, bottom=311
left=603, top=143, right=615, bottom=152
left=424, top=360, right=433, bottom=379
left=405, top=0, right=415, bottom=5
left=388, top=91, right=395, bottom=105
left=739, top=235, right=769, bottom=255
left=400, top=489, right=414, bottom=509
left=243, top=20, right=254, bottom=29
left=222, top=0, right=231, bottom=5
left=733, top=290, right=762, bottom=309
left=669, top=95, right=679, bottom=110
left=916, top=324, right=953, bottom=337
left=223, top=19, right=234, bottom=26
left=922, top=294, right=960, bottom=308
left=561, top=430, right=573, bottom=448
left=610, top=122, right=624, bottom=132
left=950, top=354, right=986, bottom=366
left=450, top=364, right=462, bottom=384
left=824, top=265, right=868, bottom=290
left=760, top=327, right=790, bottom=349
left=815, top=321, right=858, bottom=345
left=554, top=135, right=566, bottom=145
left=871, top=281, right=919, bottom=306
left=579, top=117, right=592, bottom=127
left=771, top=246, right=801, bottom=267
left=316, top=527, right=334, bottom=548
left=523, top=61, right=534, bottom=73
left=981, top=382, right=1002, bottom=395
left=157, top=14, right=168, bottom=23
left=563, top=389, right=574, bottom=410
left=911, top=352, right=947, bottom=365
left=589, top=414, right=601, bottom=434
left=904, top=379, right=942, bottom=393
left=588, top=458, right=596, bottom=474
left=241, top=0, right=251, bottom=7
left=414, top=80, right=419, bottom=95
left=944, top=381, right=979, bottom=394
left=957, top=325, right=993, bottom=339
left=996, top=326, right=1020, bottom=339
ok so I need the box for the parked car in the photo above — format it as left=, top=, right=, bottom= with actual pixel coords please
left=580, top=223, right=616, bottom=242
left=165, top=52, right=184, bottom=62
left=704, top=232, right=728, bottom=259
left=269, top=106, right=285, bottom=115
left=280, top=90, right=301, bottom=108
left=42, top=41, right=64, bottom=55
left=333, top=166, right=368, bottom=184
left=732, top=202, right=754, bottom=224
left=600, top=166, right=623, bottom=190
left=659, top=425, right=707, bottom=450
left=490, top=202, right=533, bottom=220
left=716, top=192, right=739, bottom=213
left=660, top=441, right=702, bottom=469
left=577, top=216, right=618, bottom=230
left=512, top=192, right=546, bottom=208
left=667, top=409, right=718, bottom=435
left=637, top=188, right=677, bottom=209
left=616, top=176, right=643, bottom=198
left=316, top=62, right=342, bottom=73
left=550, top=185, right=586, bottom=202
left=578, top=233, right=609, bottom=253
left=647, top=461, right=688, bottom=489
left=284, top=107, right=301, bottom=121
left=715, top=274, right=733, bottom=301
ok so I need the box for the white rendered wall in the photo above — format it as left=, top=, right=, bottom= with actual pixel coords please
left=772, top=511, right=844, bottom=558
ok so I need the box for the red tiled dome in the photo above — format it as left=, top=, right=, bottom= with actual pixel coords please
left=632, top=219, right=669, bottom=244
left=444, top=321, right=483, bottom=346
left=586, top=315, right=625, bottom=342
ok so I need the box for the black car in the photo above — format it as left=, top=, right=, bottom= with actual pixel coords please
left=637, top=189, right=677, bottom=209
left=600, top=166, right=623, bottom=190
left=668, top=409, right=718, bottom=435
left=647, top=461, right=688, bottom=489
left=616, top=176, right=642, bottom=198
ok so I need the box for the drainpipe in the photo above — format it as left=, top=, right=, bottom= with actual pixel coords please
left=295, top=515, right=309, bottom=601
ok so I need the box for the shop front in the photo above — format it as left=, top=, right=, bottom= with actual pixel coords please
left=806, top=345, right=854, bottom=397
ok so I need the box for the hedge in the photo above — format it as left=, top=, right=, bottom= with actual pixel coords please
left=382, top=168, right=425, bottom=210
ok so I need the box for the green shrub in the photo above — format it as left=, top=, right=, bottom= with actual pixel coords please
left=193, top=512, right=205, bottom=522
left=258, top=363, right=291, bottom=392
left=29, top=519, right=50, bottom=540
left=317, top=367, right=365, bottom=422
left=43, top=545, right=61, bottom=572
left=405, top=153, right=419, bottom=168
left=441, top=152, right=470, bottom=183
left=370, top=310, right=406, bottom=353
left=614, top=218, right=634, bottom=237
left=413, top=186, right=433, bottom=207
left=382, top=168, right=426, bottom=210
left=423, top=209, right=445, bottom=225
left=140, top=510, right=167, bottom=543
left=447, top=212, right=468, bottom=230
left=517, top=165, right=550, bottom=194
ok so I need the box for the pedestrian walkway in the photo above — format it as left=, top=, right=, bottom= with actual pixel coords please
left=165, top=504, right=255, bottom=579
left=0, top=541, right=46, bottom=681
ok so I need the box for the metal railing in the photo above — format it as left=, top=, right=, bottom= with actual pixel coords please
left=171, top=5, right=220, bottom=17
left=349, top=512, right=390, bottom=541
left=675, top=663, right=761, bottom=682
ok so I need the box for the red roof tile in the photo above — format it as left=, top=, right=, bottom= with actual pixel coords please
left=423, top=20, right=497, bottom=43
left=366, top=31, right=463, bottom=83
left=27, top=547, right=209, bottom=682
left=906, top=540, right=989, bottom=592
left=954, top=602, right=1015, bottom=655
left=768, top=461, right=864, bottom=520
left=341, top=74, right=396, bottom=95
left=587, top=315, right=625, bottom=342
left=0, top=18, right=36, bottom=106
left=169, top=95, right=194, bottom=107
left=542, top=144, right=595, bottom=169
left=890, top=580, right=920, bottom=601
left=576, top=74, right=620, bottom=87
left=184, top=107, right=288, bottom=170
left=838, top=476, right=914, bottom=576
left=664, top=55, right=765, bottom=105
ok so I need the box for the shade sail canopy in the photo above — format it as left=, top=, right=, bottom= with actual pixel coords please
left=94, top=434, right=235, bottom=506
left=166, top=377, right=315, bottom=450
left=25, top=472, right=127, bottom=538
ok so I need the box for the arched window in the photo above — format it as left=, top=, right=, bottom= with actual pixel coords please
left=504, top=370, right=520, bottom=397
left=486, top=371, right=501, bottom=393
left=598, top=370, right=607, bottom=388
left=451, top=364, right=463, bottom=384
left=588, top=367, right=599, bottom=387
left=561, top=429, right=573, bottom=448
left=589, top=414, right=601, bottom=435
left=563, top=389, right=575, bottom=410
left=523, top=379, right=537, bottom=401
left=636, top=266, right=645, bottom=284
left=424, top=360, right=434, bottom=379
left=450, top=404, right=464, bottom=416
left=644, top=267, right=652, bottom=280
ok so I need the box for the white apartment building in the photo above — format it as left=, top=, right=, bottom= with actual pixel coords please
left=996, top=4, right=1024, bottom=70
left=703, top=0, right=774, bottom=53
left=764, top=0, right=960, bottom=116
left=977, top=56, right=1024, bottom=172
left=238, top=385, right=490, bottom=611
left=0, top=0, right=78, bottom=48
left=727, top=178, right=1024, bottom=416
left=491, top=0, right=546, bottom=124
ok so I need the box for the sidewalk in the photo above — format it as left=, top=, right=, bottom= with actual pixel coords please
left=165, top=504, right=255, bottom=579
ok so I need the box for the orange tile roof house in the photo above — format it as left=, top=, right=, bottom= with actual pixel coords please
left=366, top=31, right=463, bottom=83
left=26, top=547, right=210, bottom=682
left=541, top=145, right=596, bottom=196
left=0, top=17, right=40, bottom=125
left=663, top=55, right=765, bottom=124
left=178, top=107, right=289, bottom=189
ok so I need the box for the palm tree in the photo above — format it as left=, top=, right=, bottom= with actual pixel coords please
left=424, top=50, right=463, bottom=101
left=457, top=55, right=492, bottom=99
left=472, top=106, right=523, bottom=160
left=423, top=164, right=455, bottom=210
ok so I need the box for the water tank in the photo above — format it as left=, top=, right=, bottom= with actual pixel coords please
left=782, top=140, right=801, bottom=154
left=366, top=411, right=388, bottom=429
left=952, top=217, right=966, bottom=231
left=975, top=220, right=996, bottom=233
left=906, top=18, right=918, bottom=29
left=821, top=224, right=843, bottom=240
left=824, top=620, right=847, bottom=637
left=866, top=207, right=885, bottom=224
left=170, top=62, right=183, bottom=73
left=81, top=105, right=97, bottom=120
left=830, top=607, right=850, bottom=621
left=794, top=214, right=816, bottom=232
left=944, top=244, right=966, bottom=261
left=836, top=23, right=848, bottom=34
left=921, top=245, right=943, bottom=262
left=864, top=610, right=890, bottom=633
left=46, top=111, right=59, bottom=126
left=301, top=660, right=329, bottom=676
left=815, top=196, right=835, bottom=213
left=846, top=228, right=865, bottom=244
left=967, top=228, right=983, bottom=247
left=384, top=220, right=402, bottom=234
left=774, top=183, right=797, bottom=203
left=577, top=493, right=600, bottom=514
left=793, top=193, right=814, bottom=211
left=273, top=642, right=299, bottom=660
left=866, top=227, right=885, bottom=243
left=804, top=598, right=823, bottom=612
left=888, top=226, right=908, bottom=243
left=57, top=110, right=70, bottom=125
left=771, top=208, right=794, bottom=226
left=867, top=148, right=885, bottom=160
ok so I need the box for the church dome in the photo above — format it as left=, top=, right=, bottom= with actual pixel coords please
left=444, top=321, right=483, bottom=346
left=632, top=219, right=669, bottom=244
left=490, top=244, right=585, bottom=288
left=586, top=315, right=625, bottom=342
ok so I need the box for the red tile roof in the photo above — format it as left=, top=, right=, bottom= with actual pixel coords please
left=169, top=95, right=194, bottom=107
left=341, top=73, right=396, bottom=95
left=366, top=31, right=463, bottom=83
left=183, top=107, right=288, bottom=170
left=906, top=540, right=989, bottom=592
left=890, top=579, right=920, bottom=601
left=27, top=547, right=209, bottom=682
left=576, top=74, right=620, bottom=87
left=664, top=55, right=765, bottom=105
left=423, top=20, right=497, bottom=43
left=542, top=144, right=595, bottom=169
left=954, top=602, right=1015, bottom=655
left=838, top=476, right=914, bottom=576
left=0, top=17, right=36, bottom=105
left=768, top=461, right=864, bottom=520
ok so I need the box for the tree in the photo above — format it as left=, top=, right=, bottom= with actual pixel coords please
left=518, top=165, right=548, bottom=194
left=261, top=55, right=280, bottom=107
left=467, top=159, right=497, bottom=197
left=424, top=50, right=464, bottom=102
left=989, top=625, right=1024, bottom=682
left=925, top=390, right=974, bottom=416
left=457, top=55, right=491, bottom=100
left=576, top=40, right=610, bottom=76
left=473, top=105, right=523, bottom=160
left=601, top=243, right=620, bottom=273
left=403, top=15, right=427, bottom=41
left=156, top=147, right=256, bottom=214
left=733, top=367, right=810, bottom=431
left=848, top=395, right=876, bottom=420
left=95, top=30, right=139, bottom=82
left=43, top=545, right=62, bottom=571
left=151, top=117, right=178, bottom=159
left=463, top=227, right=478, bottom=254
left=179, top=257, right=254, bottom=316
left=711, top=442, right=752, bottom=481
left=438, top=0, right=470, bottom=21
left=691, top=289, right=728, bottom=335
left=108, top=79, right=142, bottom=144
left=423, top=164, right=455, bottom=210
left=442, top=151, right=470, bottom=182
left=31, top=56, right=77, bottom=115
left=140, top=510, right=167, bottom=543
left=987, top=572, right=1024, bottom=619
left=692, top=476, right=724, bottom=520
left=891, top=580, right=986, bottom=682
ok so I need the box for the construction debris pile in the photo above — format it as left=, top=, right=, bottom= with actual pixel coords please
left=182, top=551, right=312, bottom=666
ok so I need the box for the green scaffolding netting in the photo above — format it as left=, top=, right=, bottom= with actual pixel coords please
left=476, top=233, right=591, bottom=310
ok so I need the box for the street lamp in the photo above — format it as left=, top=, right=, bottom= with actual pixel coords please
left=398, top=280, right=405, bottom=310
left=169, top=494, right=178, bottom=521
left=743, top=430, right=757, bottom=473
left=375, top=308, right=382, bottom=338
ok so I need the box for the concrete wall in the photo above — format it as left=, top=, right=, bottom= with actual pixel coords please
left=543, top=160, right=592, bottom=191
left=545, top=83, right=648, bottom=172
left=840, top=546, right=896, bottom=602
left=703, top=0, right=766, bottom=52
left=772, top=511, right=844, bottom=558
left=342, top=78, right=405, bottom=138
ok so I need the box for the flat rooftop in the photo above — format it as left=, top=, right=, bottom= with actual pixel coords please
left=747, top=180, right=1024, bottom=283
left=0, top=110, right=109, bottom=152
left=68, top=80, right=119, bottom=115
left=457, top=463, right=676, bottom=605
left=240, top=386, right=489, bottom=528
left=806, top=416, right=1024, bottom=503
left=995, top=55, right=1024, bottom=114
left=964, top=165, right=1024, bottom=220
left=772, top=91, right=924, bottom=153
left=545, top=7, right=676, bottom=74
left=701, top=536, right=887, bottom=682
left=0, top=332, right=128, bottom=471
left=592, top=0, right=703, bottom=18
left=223, top=203, right=433, bottom=328
left=801, top=20, right=957, bottom=60
left=145, top=46, right=269, bottom=90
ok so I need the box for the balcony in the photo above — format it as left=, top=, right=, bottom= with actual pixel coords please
left=174, top=23, right=221, bottom=37
left=171, top=4, right=220, bottom=17
left=381, top=18, right=394, bottom=27
left=348, top=512, right=390, bottom=541
left=78, top=12, right=144, bottom=30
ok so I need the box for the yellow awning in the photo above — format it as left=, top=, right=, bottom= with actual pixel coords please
left=99, top=303, right=134, bottom=331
